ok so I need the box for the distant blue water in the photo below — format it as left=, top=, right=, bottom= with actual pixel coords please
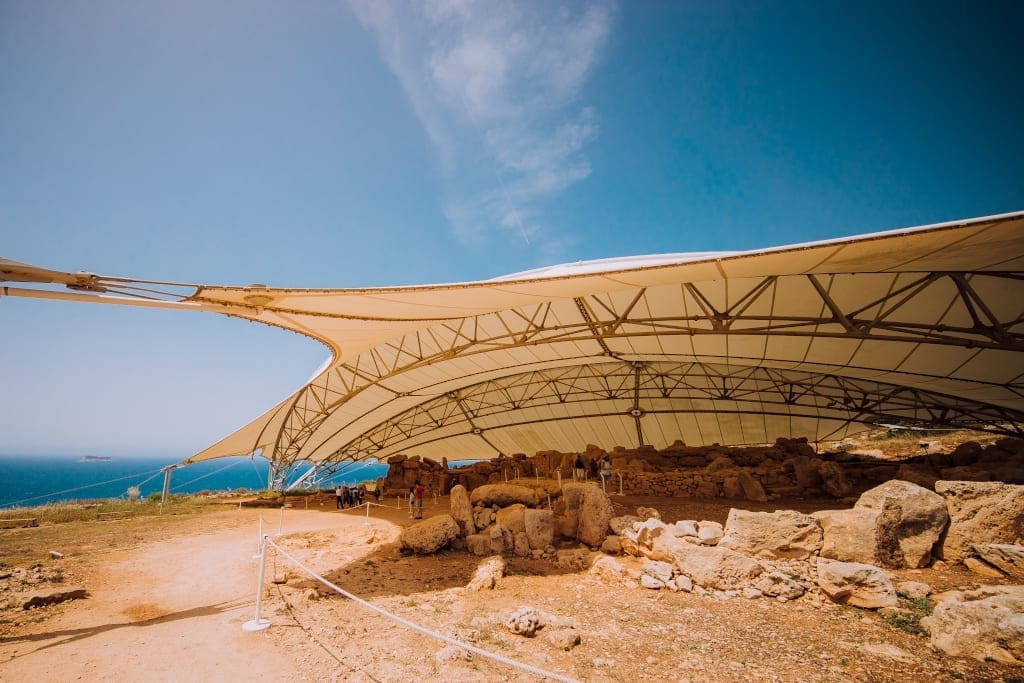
left=0, top=455, right=388, bottom=508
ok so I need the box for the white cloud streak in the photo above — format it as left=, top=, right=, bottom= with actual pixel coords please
left=346, top=0, right=614, bottom=250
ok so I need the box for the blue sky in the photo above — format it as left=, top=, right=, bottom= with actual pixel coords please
left=1, top=1, right=1021, bottom=458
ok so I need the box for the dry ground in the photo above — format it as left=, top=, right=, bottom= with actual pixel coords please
left=1, top=493, right=1022, bottom=682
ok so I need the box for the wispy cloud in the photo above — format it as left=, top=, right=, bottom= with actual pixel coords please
left=346, top=0, right=614, bottom=251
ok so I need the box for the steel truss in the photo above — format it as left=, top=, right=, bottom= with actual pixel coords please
left=267, top=270, right=1024, bottom=472
left=330, top=361, right=1023, bottom=462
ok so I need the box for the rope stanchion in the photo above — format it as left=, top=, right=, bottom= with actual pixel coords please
left=242, top=534, right=271, bottom=632
left=260, top=536, right=579, bottom=683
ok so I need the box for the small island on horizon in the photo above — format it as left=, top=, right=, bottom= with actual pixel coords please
left=79, top=455, right=112, bottom=462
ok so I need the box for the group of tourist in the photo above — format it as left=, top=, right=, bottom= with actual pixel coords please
left=573, top=454, right=612, bottom=482
left=334, top=484, right=368, bottom=509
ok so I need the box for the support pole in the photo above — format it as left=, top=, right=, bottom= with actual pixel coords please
left=243, top=534, right=271, bottom=632
left=160, top=465, right=174, bottom=506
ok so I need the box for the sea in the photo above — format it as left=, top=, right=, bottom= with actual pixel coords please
left=0, top=454, right=388, bottom=509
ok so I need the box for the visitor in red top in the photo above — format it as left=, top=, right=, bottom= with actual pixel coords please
left=412, top=483, right=424, bottom=519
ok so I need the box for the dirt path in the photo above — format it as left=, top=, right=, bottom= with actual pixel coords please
left=0, top=508, right=369, bottom=681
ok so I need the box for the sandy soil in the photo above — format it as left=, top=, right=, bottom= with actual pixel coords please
left=1, top=495, right=1022, bottom=682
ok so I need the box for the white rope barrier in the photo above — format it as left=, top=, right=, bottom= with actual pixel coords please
left=4, top=466, right=167, bottom=507
left=257, top=535, right=579, bottom=683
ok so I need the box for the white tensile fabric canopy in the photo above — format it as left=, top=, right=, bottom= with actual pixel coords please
left=3, top=212, right=1023, bottom=483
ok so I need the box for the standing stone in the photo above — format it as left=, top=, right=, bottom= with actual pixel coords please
left=816, top=558, right=898, bottom=609
left=737, top=470, right=768, bottom=502
left=449, top=485, right=476, bottom=537
left=513, top=532, right=530, bottom=557
left=934, top=481, right=1024, bottom=562
left=524, top=508, right=554, bottom=550
left=489, top=525, right=505, bottom=554
left=719, top=509, right=823, bottom=560
left=819, top=461, right=853, bottom=498
left=561, top=483, right=614, bottom=547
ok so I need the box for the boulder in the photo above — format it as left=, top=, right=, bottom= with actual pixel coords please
left=964, top=557, right=1004, bottom=578
left=472, top=506, right=494, bottom=531
left=448, top=485, right=476, bottom=537
left=922, top=586, right=1024, bottom=664
left=897, top=580, right=932, bottom=600
left=524, top=508, right=554, bottom=550
left=814, top=509, right=877, bottom=564
left=815, top=480, right=948, bottom=569
left=400, top=515, right=460, bottom=554
left=752, top=571, right=805, bottom=600
left=495, top=504, right=527, bottom=534
left=469, top=484, right=538, bottom=508
left=816, top=558, right=897, bottom=609
left=640, top=574, right=665, bottom=589
left=505, top=606, right=543, bottom=637
left=672, top=545, right=763, bottom=591
left=545, top=627, right=581, bottom=651
left=819, top=461, right=853, bottom=498
left=855, top=479, right=949, bottom=568
left=609, top=515, right=642, bottom=535
left=697, top=521, right=724, bottom=545
left=641, top=559, right=674, bottom=584
left=466, top=533, right=491, bottom=557
left=787, top=455, right=822, bottom=489
left=934, top=481, right=1024, bottom=562
left=588, top=555, right=631, bottom=586
left=600, top=535, right=622, bottom=555
left=466, top=556, right=506, bottom=591
left=556, top=548, right=589, bottom=570
left=672, top=520, right=699, bottom=538
left=972, top=544, right=1024, bottom=581
left=719, top=509, right=823, bottom=560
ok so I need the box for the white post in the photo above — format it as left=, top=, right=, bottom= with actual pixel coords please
left=256, top=516, right=263, bottom=553
left=364, top=501, right=371, bottom=526
left=601, top=472, right=607, bottom=493
left=617, top=471, right=624, bottom=496
left=557, top=470, right=562, bottom=491
left=242, top=534, right=271, bottom=632
left=160, top=466, right=174, bottom=506
left=277, top=505, right=285, bottom=536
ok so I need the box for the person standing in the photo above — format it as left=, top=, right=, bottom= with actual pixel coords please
left=574, top=454, right=586, bottom=481
left=335, top=484, right=343, bottom=509
left=413, top=483, right=424, bottom=519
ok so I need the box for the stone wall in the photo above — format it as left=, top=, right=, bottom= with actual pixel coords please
left=381, top=436, right=1024, bottom=502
